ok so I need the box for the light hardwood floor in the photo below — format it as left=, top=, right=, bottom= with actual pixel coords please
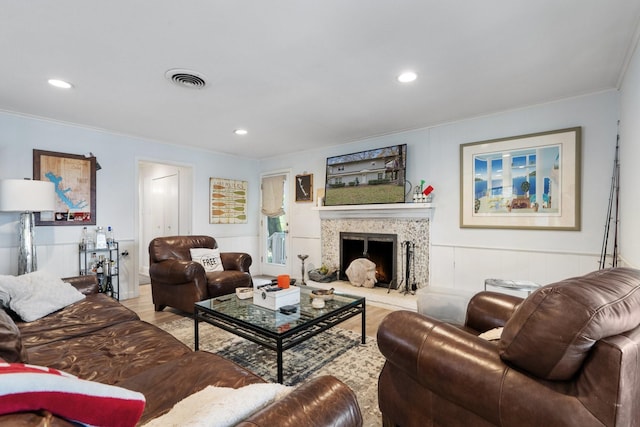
left=121, top=285, right=393, bottom=337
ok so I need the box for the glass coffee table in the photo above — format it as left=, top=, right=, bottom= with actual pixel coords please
left=194, top=286, right=365, bottom=383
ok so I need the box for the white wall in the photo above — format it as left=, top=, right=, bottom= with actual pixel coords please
left=0, top=113, right=260, bottom=298
left=0, top=87, right=627, bottom=298
left=260, top=90, right=621, bottom=293
left=619, top=40, right=640, bottom=268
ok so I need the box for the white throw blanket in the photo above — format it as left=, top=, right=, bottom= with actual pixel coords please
left=143, top=383, right=292, bottom=427
left=478, top=327, right=504, bottom=341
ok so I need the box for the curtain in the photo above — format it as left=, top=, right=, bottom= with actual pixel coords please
left=261, top=175, right=286, bottom=217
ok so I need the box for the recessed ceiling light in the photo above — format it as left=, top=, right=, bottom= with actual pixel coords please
left=234, top=129, right=248, bottom=136
left=48, top=79, right=73, bottom=89
left=397, top=71, right=417, bottom=83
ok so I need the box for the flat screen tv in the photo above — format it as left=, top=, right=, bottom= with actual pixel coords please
left=324, top=144, right=407, bottom=206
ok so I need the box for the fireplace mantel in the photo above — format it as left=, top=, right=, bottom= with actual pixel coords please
left=315, top=203, right=434, bottom=219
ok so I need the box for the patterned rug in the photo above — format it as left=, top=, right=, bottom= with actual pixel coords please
left=158, top=317, right=384, bottom=426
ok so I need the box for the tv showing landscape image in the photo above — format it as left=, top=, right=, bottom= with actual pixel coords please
left=324, top=144, right=407, bottom=206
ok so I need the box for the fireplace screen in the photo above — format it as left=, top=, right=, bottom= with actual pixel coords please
left=340, top=232, right=397, bottom=287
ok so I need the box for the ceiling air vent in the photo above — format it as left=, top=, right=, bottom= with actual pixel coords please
left=165, top=69, right=207, bottom=89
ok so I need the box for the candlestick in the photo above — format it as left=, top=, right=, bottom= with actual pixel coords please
left=297, top=254, right=309, bottom=285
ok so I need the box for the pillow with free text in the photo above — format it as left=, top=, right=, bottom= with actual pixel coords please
left=0, top=362, right=145, bottom=427
left=190, top=248, right=224, bottom=272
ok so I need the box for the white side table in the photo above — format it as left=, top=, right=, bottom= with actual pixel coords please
left=484, top=278, right=541, bottom=296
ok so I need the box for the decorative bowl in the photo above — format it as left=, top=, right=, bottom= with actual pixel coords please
left=235, top=287, right=254, bottom=300
left=310, top=288, right=335, bottom=301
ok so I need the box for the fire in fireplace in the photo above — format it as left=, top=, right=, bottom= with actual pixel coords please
left=340, top=232, right=397, bottom=287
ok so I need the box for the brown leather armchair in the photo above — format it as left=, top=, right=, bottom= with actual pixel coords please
left=377, top=268, right=640, bottom=427
left=149, top=235, right=252, bottom=313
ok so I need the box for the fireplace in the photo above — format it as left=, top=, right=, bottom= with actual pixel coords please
left=340, top=232, right=397, bottom=287
left=320, top=216, right=430, bottom=290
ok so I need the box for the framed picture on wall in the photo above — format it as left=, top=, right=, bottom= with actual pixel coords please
left=295, top=173, right=313, bottom=202
left=33, top=150, right=97, bottom=225
left=209, top=177, right=248, bottom=224
left=460, top=127, right=581, bottom=230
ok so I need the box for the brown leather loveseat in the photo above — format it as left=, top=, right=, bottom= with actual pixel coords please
left=0, top=275, right=363, bottom=426
left=377, top=268, right=640, bottom=426
left=149, top=235, right=252, bottom=313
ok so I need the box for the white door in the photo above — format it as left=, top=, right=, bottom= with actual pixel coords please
left=138, top=161, right=193, bottom=280
left=151, top=173, right=180, bottom=237
left=260, top=172, right=290, bottom=277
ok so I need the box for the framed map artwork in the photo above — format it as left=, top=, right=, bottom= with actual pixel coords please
left=209, top=177, right=248, bottom=224
left=33, top=150, right=96, bottom=226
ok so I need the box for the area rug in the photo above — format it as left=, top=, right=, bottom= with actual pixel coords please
left=158, top=317, right=384, bottom=426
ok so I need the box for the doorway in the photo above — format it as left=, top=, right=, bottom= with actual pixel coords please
left=260, top=171, right=290, bottom=277
left=137, top=161, right=193, bottom=278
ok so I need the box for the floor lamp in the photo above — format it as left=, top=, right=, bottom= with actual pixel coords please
left=0, top=179, right=55, bottom=275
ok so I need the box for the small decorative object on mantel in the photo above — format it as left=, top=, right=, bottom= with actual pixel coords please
left=412, top=180, right=434, bottom=203
left=308, top=264, right=338, bottom=283
left=316, top=188, right=325, bottom=207
left=422, top=185, right=434, bottom=202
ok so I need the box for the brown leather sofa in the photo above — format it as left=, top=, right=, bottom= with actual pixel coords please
left=149, top=235, right=252, bottom=313
left=0, top=275, right=363, bottom=426
left=377, top=268, right=640, bottom=427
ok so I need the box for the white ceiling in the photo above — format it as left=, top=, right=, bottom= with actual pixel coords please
left=2, top=1, right=639, bottom=159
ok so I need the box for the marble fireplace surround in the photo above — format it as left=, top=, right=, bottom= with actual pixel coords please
left=319, top=205, right=431, bottom=290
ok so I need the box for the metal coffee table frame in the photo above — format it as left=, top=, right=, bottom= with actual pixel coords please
left=194, top=288, right=365, bottom=383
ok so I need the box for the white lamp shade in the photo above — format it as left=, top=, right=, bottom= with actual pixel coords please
left=0, top=179, right=56, bottom=212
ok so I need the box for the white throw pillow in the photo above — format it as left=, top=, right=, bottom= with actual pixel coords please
left=0, top=271, right=85, bottom=322
left=190, top=248, right=224, bottom=273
